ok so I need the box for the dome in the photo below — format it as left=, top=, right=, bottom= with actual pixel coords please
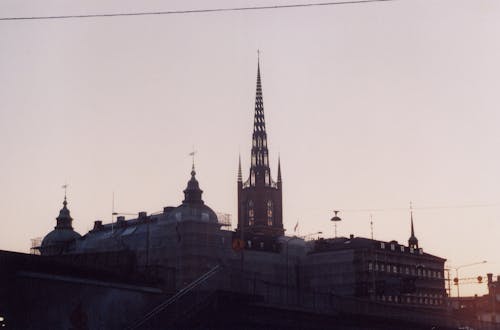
left=167, top=203, right=219, bottom=224
left=41, top=229, right=81, bottom=248
left=40, top=196, right=81, bottom=255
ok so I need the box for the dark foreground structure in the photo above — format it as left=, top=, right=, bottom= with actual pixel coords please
left=1, top=62, right=490, bottom=329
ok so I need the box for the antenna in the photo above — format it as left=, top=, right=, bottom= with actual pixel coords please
left=111, top=191, right=115, bottom=233
left=370, top=213, right=374, bottom=240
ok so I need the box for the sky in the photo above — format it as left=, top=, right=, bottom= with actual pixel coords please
left=1, top=0, right=499, bottom=297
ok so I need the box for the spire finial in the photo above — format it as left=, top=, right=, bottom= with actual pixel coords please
left=62, top=184, right=68, bottom=206
left=189, top=148, right=197, bottom=176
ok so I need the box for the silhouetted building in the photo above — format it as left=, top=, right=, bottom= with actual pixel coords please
left=0, top=61, right=458, bottom=330
left=237, top=60, right=284, bottom=248
left=40, top=195, right=81, bottom=256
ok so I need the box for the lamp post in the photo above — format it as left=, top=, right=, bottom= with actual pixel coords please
left=453, top=260, right=487, bottom=308
left=331, top=210, right=341, bottom=238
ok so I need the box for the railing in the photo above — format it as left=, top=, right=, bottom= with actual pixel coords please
left=126, top=264, right=221, bottom=329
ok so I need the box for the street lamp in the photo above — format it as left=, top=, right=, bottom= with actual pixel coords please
left=453, top=260, right=487, bottom=307
left=331, top=210, right=341, bottom=238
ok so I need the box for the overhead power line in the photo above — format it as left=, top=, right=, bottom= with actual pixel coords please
left=340, top=203, right=500, bottom=213
left=0, top=0, right=398, bottom=22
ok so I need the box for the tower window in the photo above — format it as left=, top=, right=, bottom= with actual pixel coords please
left=267, top=200, right=273, bottom=226
left=248, top=200, right=254, bottom=226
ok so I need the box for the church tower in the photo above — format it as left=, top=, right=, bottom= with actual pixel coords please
left=237, top=59, right=284, bottom=241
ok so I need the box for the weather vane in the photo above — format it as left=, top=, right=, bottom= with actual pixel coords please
left=188, top=147, right=197, bottom=170
left=62, top=183, right=68, bottom=200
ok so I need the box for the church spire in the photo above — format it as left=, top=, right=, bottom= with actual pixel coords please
left=248, top=55, right=273, bottom=187
left=408, top=203, right=419, bottom=249
left=237, top=56, right=284, bottom=239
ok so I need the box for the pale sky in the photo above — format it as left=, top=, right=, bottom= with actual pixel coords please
left=1, top=0, right=499, bottom=296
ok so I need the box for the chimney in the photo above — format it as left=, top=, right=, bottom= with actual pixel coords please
left=487, top=273, right=494, bottom=295
left=350, top=234, right=354, bottom=239
left=93, top=220, right=103, bottom=231
left=138, top=211, right=147, bottom=219
left=163, top=206, right=175, bottom=214
left=117, top=216, right=126, bottom=226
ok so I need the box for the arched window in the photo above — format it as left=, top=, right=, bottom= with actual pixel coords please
left=248, top=200, right=255, bottom=226
left=267, top=200, right=273, bottom=226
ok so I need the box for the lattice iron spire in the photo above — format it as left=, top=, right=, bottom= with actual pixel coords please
left=248, top=56, right=272, bottom=187
left=238, top=154, right=242, bottom=182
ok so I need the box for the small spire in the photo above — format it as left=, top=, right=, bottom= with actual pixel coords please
left=408, top=201, right=419, bottom=249
left=55, top=188, right=73, bottom=230
left=277, top=155, right=282, bottom=182
left=189, top=149, right=197, bottom=176
left=238, top=154, right=242, bottom=182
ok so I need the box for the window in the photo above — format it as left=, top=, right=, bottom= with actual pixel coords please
left=248, top=201, right=254, bottom=226
left=391, top=244, right=395, bottom=251
left=267, top=200, right=273, bottom=226
left=368, top=262, right=373, bottom=271
left=393, top=265, right=397, bottom=273
left=380, top=242, right=385, bottom=249
left=400, top=246, right=405, bottom=252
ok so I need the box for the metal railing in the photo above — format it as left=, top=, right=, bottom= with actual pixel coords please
left=126, top=264, right=221, bottom=329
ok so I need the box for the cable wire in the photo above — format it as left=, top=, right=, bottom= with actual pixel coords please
left=0, top=0, right=399, bottom=22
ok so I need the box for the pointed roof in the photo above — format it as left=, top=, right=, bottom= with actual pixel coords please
left=253, top=58, right=266, bottom=134
left=55, top=195, right=74, bottom=230
left=408, top=209, right=419, bottom=248
left=277, top=155, right=282, bottom=182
